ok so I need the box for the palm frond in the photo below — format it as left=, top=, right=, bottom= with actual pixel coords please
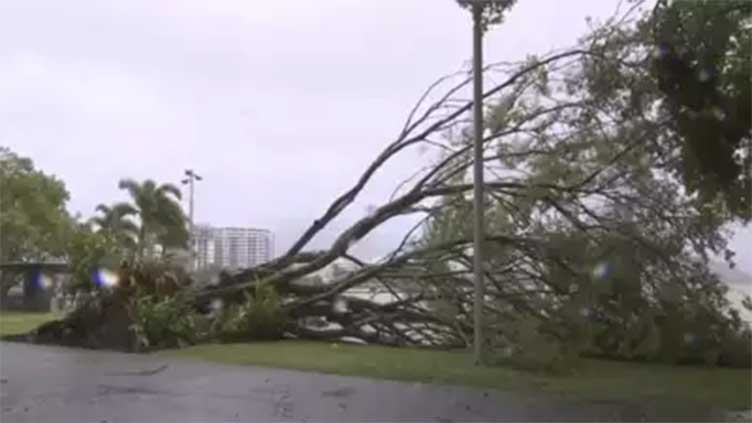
left=117, top=178, right=138, bottom=191
left=95, top=204, right=111, bottom=215
left=111, top=202, right=138, bottom=217
left=118, top=219, right=140, bottom=235
left=88, top=216, right=105, bottom=228
left=158, top=183, right=182, bottom=200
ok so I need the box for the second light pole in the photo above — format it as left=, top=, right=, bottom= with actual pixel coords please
left=182, top=169, right=202, bottom=270
left=470, top=2, right=486, bottom=366
left=457, top=0, right=499, bottom=365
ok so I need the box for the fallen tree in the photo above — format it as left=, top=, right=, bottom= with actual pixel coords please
left=25, top=1, right=751, bottom=367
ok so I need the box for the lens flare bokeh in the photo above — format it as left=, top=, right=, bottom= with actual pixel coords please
left=33, top=273, right=53, bottom=290
left=93, top=268, right=119, bottom=288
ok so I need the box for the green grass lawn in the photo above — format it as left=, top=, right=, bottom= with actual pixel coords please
left=2, top=310, right=748, bottom=411
left=0, top=310, right=57, bottom=336
left=165, top=340, right=752, bottom=410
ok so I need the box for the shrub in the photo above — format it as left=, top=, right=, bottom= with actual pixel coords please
left=489, top=316, right=581, bottom=375
left=650, top=305, right=752, bottom=368
left=218, top=284, right=288, bottom=342
left=717, top=328, right=752, bottom=368
left=129, top=294, right=206, bottom=350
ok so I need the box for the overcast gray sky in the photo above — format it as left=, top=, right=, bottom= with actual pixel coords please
left=2, top=0, right=750, bottom=273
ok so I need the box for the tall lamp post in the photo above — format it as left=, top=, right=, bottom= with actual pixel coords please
left=182, top=169, right=202, bottom=270
left=456, top=0, right=509, bottom=365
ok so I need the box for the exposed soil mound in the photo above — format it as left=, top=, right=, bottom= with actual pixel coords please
left=31, top=291, right=139, bottom=352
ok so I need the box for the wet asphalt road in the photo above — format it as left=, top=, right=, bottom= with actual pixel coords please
left=0, top=342, right=731, bottom=422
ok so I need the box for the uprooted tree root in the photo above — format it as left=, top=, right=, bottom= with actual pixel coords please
left=23, top=293, right=138, bottom=351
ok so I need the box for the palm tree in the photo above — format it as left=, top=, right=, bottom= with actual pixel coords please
left=118, top=178, right=189, bottom=257
left=90, top=202, right=139, bottom=250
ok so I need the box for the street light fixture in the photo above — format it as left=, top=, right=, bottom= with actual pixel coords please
left=456, top=0, right=512, bottom=365
left=182, top=169, right=202, bottom=270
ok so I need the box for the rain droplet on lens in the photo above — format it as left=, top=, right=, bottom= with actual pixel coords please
left=697, top=69, right=711, bottom=82
left=652, top=43, right=670, bottom=59
left=592, top=261, right=610, bottom=280
left=333, top=297, right=348, bottom=314
left=365, top=204, right=378, bottom=217
left=711, top=106, right=726, bottom=121
left=208, top=274, right=219, bottom=286
left=346, top=237, right=359, bottom=251
left=210, top=299, right=223, bottom=311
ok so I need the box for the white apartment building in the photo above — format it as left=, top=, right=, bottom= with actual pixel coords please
left=193, top=225, right=217, bottom=269
left=193, top=224, right=274, bottom=270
